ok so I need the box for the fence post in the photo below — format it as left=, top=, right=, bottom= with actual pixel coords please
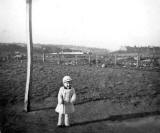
left=114, top=54, right=117, bottom=66
left=75, top=55, right=78, bottom=65
left=96, top=54, right=98, bottom=67
left=88, top=54, right=91, bottom=66
left=57, top=53, right=60, bottom=65
left=136, top=54, right=139, bottom=68
left=42, top=48, right=46, bottom=63
left=43, top=53, right=45, bottom=62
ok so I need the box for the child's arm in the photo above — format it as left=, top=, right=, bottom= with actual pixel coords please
left=58, top=87, right=64, bottom=104
left=70, top=88, right=76, bottom=103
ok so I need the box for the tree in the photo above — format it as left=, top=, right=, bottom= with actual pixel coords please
left=24, top=0, right=33, bottom=112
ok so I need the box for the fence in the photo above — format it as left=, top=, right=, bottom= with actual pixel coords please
left=1, top=52, right=160, bottom=70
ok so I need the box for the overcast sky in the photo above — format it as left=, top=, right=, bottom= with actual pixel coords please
left=0, top=0, right=160, bottom=51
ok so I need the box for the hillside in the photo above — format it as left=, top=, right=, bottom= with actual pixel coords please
left=0, top=43, right=109, bottom=57
left=111, top=46, right=160, bottom=57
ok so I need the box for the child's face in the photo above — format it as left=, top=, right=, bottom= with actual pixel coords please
left=63, top=81, right=72, bottom=89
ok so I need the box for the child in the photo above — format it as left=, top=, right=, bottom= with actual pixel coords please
left=55, top=76, right=76, bottom=127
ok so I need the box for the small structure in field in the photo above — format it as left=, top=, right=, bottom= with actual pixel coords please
left=49, top=51, right=86, bottom=65
left=14, top=51, right=26, bottom=61
left=50, top=51, right=84, bottom=55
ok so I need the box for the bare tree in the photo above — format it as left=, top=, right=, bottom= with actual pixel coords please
left=24, top=0, right=33, bottom=112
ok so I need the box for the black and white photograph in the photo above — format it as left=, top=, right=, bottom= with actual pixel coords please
left=0, top=0, right=160, bottom=133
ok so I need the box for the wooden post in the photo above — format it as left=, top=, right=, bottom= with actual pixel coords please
left=60, top=49, right=63, bottom=65
left=114, top=54, right=117, bottom=66
left=42, top=48, right=46, bottom=63
left=96, top=54, right=98, bottom=67
left=88, top=54, right=91, bottom=65
left=24, top=0, right=33, bottom=112
left=75, top=55, right=78, bottom=65
left=43, top=53, right=45, bottom=62
left=136, top=47, right=140, bottom=68
left=57, top=53, right=59, bottom=65
left=88, top=51, right=91, bottom=66
left=136, top=54, right=139, bottom=68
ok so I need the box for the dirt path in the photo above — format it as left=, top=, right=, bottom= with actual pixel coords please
left=1, top=100, right=160, bottom=133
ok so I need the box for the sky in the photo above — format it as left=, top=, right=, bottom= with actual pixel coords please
left=0, top=0, right=160, bottom=51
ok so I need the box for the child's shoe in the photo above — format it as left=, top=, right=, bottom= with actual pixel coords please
left=65, top=124, right=70, bottom=127
left=57, top=124, right=63, bottom=128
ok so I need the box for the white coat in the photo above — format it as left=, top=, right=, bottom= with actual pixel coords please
left=55, top=86, right=76, bottom=114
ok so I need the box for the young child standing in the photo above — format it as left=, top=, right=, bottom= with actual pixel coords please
left=55, top=76, right=76, bottom=127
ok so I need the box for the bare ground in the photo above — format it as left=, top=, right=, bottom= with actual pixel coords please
left=1, top=100, right=160, bottom=133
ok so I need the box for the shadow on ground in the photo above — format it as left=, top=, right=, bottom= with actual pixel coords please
left=31, top=104, right=160, bottom=127
left=71, top=111, right=160, bottom=127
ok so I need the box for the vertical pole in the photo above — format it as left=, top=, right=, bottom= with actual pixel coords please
left=136, top=47, right=140, bottom=68
left=75, top=55, right=78, bottom=65
left=136, top=54, right=139, bottom=68
left=114, top=54, right=117, bottom=66
left=43, top=53, right=45, bottom=62
left=61, top=49, right=63, bottom=65
left=42, top=48, right=45, bottom=63
left=89, top=54, right=91, bottom=66
left=88, top=50, right=91, bottom=66
left=96, top=54, right=98, bottom=67
left=57, top=53, right=60, bottom=65
left=24, top=0, right=33, bottom=112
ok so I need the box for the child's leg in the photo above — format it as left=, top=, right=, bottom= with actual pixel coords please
left=64, top=114, right=70, bottom=126
left=57, top=113, right=63, bottom=126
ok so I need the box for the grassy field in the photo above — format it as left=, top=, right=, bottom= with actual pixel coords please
left=0, top=61, right=160, bottom=133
